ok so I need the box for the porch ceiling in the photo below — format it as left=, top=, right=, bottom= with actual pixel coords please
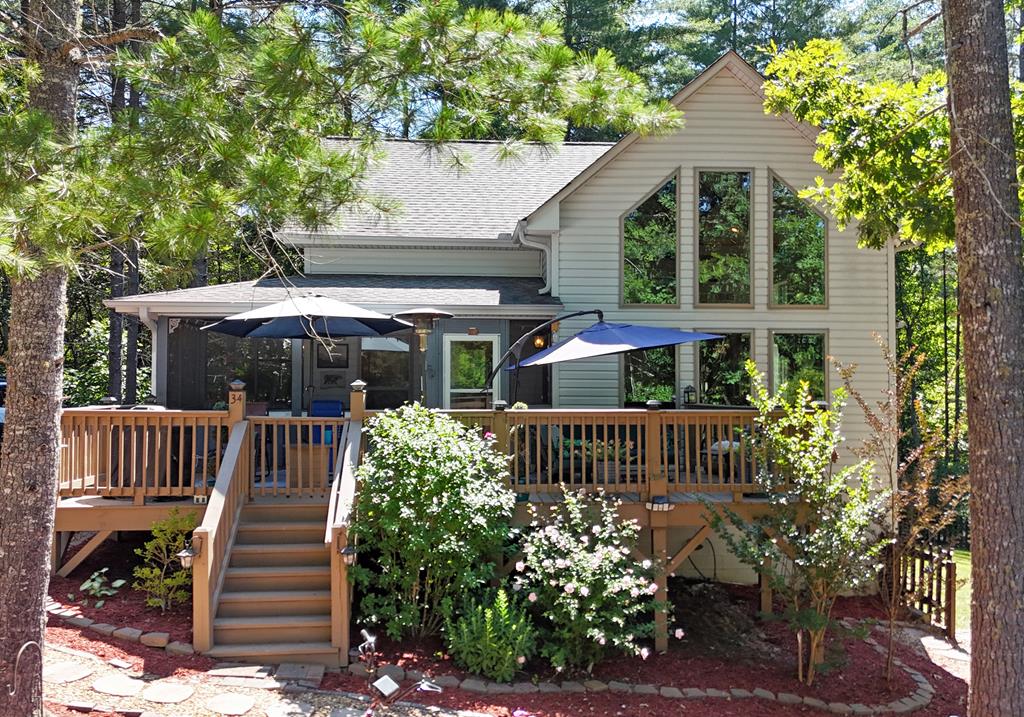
left=105, top=274, right=563, bottom=319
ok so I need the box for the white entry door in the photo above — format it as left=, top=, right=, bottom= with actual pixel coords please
left=442, top=334, right=501, bottom=409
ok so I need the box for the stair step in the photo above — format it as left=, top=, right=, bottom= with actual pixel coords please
left=234, top=521, right=324, bottom=545
left=213, top=614, right=332, bottom=645
left=222, top=565, right=330, bottom=592
left=240, top=502, right=328, bottom=523
left=230, top=543, right=329, bottom=567
left=205, top=641, right=341, bottom=667
left=217, top=589, right=332, bottom=617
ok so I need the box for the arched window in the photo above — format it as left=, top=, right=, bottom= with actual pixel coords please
left=622, top=176, right=678, bottom=305
left=771, top=177, right=826, bottom=306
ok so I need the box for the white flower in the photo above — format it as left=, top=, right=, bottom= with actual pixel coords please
left=515, top=560, right=525, bottom=572
left=528, top=592, right=537, bottom=603
left=564, top=583, right=575, bottom=594
left=512, top=582, right=522, bottom=591
left=647, top=582, right=659, bottom=594
left=674, top=628, right=685, bottom=640
left=517, top=656, right=526, bottom=665
left=641, top=560, right=652, bottom=569
left=640, top=647, right=650, bottom=660
left=598, top=637, right=606, bottom=645
left=579, top=586, right=590, bottom=597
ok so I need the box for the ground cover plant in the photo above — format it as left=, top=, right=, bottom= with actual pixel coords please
left=708, top=363, right=887, bottom=685
left=351, top=403, right=516, bottom=639
left=445, top=588, right=537, bottom=683
left=512, top=488, right=660, bottom=673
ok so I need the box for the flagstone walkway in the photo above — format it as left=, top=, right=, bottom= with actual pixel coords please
left=43, top=643, right=481, bottom=717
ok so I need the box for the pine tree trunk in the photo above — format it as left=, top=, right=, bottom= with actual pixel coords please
left=0, top=1, right=79, bottom=713
left=943, top=1, right=1024, bottom=714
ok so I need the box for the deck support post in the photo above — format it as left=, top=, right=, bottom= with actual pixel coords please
left=759, top=558, right=773, bottom=615
left=651, top=517, right=669, bottom=653
left=50, top=531, right=71, bottom=575
left=56, top=529, right=113, bottom=578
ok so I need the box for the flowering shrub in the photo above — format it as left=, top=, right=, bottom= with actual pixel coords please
left=350, top=403, right=516, bottom=638
left=513, top=488, right=660, bottom=672
left=445, top=589, right=537, bottom=683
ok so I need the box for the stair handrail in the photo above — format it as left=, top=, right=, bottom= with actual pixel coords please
left=192, top=419, right=251, bottom=653
left=326, top=417, right=362, bottom=659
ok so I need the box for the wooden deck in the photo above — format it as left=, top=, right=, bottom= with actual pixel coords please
left=56, top=385, right=778, bottom=663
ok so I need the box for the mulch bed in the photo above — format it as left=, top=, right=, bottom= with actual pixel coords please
left=49, top=532, right=193, bottom=644
left=43, top=550, right=968, bottom=717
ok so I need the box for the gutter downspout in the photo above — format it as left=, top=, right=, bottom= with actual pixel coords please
left=138, top=307, right=163, bottom=403
left=512, top=219, right=552, bottom=295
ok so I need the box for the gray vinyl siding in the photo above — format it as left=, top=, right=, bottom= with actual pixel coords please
left=551, top=66, right=892, bottom=465
left=304, top=246, right=543, bottom=277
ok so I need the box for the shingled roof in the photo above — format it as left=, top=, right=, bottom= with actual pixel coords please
left=283, top=139, right=613, bottom=244
left=107, top=274, right=562, bottom=319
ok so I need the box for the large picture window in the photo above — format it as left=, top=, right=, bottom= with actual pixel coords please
left=698, top=332, right=752, bottom=406
left=624, top=346, right=676, bottom=406
left=698, top=170, right=751, bottom=304
left=772, top=177, right=826, bottom=305
left=772, top=332, right=826, bottom=401
left=622, top=176, right=678, bottom=305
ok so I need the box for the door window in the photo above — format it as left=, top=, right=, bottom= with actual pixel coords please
left=443, top=334, right=500, bottom=409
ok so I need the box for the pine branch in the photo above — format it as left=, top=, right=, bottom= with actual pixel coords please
left=58, top=26, right=162, bottom=60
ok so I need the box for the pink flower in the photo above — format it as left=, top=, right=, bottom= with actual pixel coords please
left=598, top=637, right=606, bottom=645
left=647, top=582, right=659, bottom=594
left=484, top=431, right=495, bottom=439
left=674, top=628, right=685, bottom=640
left=564, top=583, right=575, bottom=594
left=515, top=561, right=525, bottom=572
left=527, top=592, right=537, bottom=603
left=579, top=586, right=590, bottom=597
left=517, top=656, right=526, bottom=665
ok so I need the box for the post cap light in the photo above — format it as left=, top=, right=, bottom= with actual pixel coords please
left=350, top=379, right=367, bottom=393
left=228, top=379, right=246, bottom=392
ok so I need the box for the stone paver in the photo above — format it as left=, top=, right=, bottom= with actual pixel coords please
left=328, top=709, right=365, bottom=717
left=276, top=663, right=325, bottom=684
left=141, top=681, right=195, bottom=704
left=42, top=661, right=93, bottom=685
left=583, top=679, right=607, bottom=692
left=633, top=684, right=658, bottom=695
left=91, top=673, right=145, bottom=697
left=205, top=692, right=257, bottom=715
left=560, top=681, right=585, bottom=693
left=537, top=681, right=561, bottom=693
left=265, top=699, right=316, bottom=717
left=165, top=641, right=194, bottom=656
left=112, top=626, right=143, bottom=642
left=209, top=663, right=275, bottom=678
left=460, top=678, right=487, bottom=693
left=140, top=631, right=170, bottom=648
left=660, top=686, right=683, bottom=698
left=87, top=623, right=117, bottom=636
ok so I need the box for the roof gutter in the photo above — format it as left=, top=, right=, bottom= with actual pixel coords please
left=513, top=219, right=552, bottom=295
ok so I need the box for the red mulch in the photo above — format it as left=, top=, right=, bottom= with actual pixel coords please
left=49, top=532, right=193, bottom=643
left=45, top=622, right=216, bottom=678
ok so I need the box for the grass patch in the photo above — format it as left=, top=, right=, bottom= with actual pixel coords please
left=953, top=549, right=971, bottom=633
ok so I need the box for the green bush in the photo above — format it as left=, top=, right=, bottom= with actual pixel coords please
left=445, top=589, right=536, bottom=683
left=513, top=488, right=660, bottom=672
left=350, top=403, right=516, bottom=639
left=132, top=508, right=196, bottom=612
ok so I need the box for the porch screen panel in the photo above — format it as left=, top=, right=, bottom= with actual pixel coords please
left=361, top=333, right=412, bottom=410
left=698, top=332, right=751, bottom=405
left=772, top=332, right=826, bottom=400
left=698, top=170, right=751, bottom=304
left=622, top=177, right=678, bottom=304
left=623, top=346, right=676, bottom=407
left=772, top=178, right=826, bottom=305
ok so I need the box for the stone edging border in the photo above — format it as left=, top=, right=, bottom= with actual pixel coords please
left=45, top=598, right=196, bottom=658
left=47, top=603, right=935, bottom=716
left=347, top=618, right=935, bottom=715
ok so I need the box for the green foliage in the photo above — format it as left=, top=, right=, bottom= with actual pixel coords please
left=132, top=508, right=196, bottom=613
left=699, top=333, right=751, bottom=405
left=351, top=403, right=516, bottom=639
left=624, top=346, right=675, bottom=404
left=772, top=333, right=826, bottom=402
left=763, top=40, right=953, bottom=252
left=772, top=178, right=825, bottom=306
left=78, top=568, right=127, bottom=609
left=513, top=489, right=659, bottom=672
left=623, top=178, right=677, bottom=304
left=706, top=362, right=887, bottom=685
left=444, top=589, right=537, bottom=682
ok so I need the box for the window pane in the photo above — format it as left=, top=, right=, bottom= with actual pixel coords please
left=200, top=328, right=291, bottom=410
left=450, top=341, right=494, bottom=390
left=772, top=333, right=825, bottom=400
left=623, top=178, right=678, bottom=304
left=624, top=347, right=676, bottom=406
left=361, top=335, right=411, bottom=410
left=699, top=333, right=751, bottom=405
left=698, top=171, right=751, bottom=304
left=772, top=178, right=826, bottom=305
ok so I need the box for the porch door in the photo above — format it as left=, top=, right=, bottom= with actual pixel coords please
left=442, top=334, right=500, bottom=409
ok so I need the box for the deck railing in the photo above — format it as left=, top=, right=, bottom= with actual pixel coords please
left=459, top=407, right=761, bottom=499
left=192, top=417, right=252, bottom=652
left=59, top=408, right=231, bottom=500
left=248, top=416, right=348, bottom=498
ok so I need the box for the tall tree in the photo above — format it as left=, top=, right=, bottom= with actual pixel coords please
left=943, top=0, right=1024, bottom=712
left=762, top=31, right=1023, bottom=714
left=0, top=4, right=680, bottom=713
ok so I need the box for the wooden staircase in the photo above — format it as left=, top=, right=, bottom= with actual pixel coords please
left=205, top=502, right=341, bottom=666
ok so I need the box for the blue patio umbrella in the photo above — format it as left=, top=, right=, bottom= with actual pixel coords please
left=514, top=322, right=721, bottom=368
left=203, top=296, right=410, bottom=339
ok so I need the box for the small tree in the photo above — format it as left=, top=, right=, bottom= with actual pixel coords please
left=350, top=404, right=515, bottom=639
left=835, top=338, right=968, bottom=683
left=708, top=362, right=887, bottom=686
left=132, top=509, right=197, bottom=613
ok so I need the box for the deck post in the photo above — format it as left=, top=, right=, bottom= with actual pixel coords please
left=192, top=532, right=212, bottom=652
left=227, top=379, right=247, bottom=425
left=491, top=401, right=509, bottom=454
left=645, top=405, right=670, bottom=652
left=349, top=380, right=366, bottom=422
left=330, top=525, right=351, bottom=665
